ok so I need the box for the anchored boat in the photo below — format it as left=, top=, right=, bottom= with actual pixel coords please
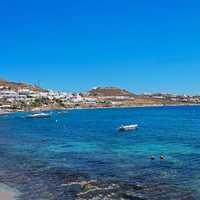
left=26, top=112, right=51, bottom=119
left=118, top=124, right=138, bottom=132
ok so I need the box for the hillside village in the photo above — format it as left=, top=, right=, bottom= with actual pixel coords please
left=0, top=79, right=200, bottom=113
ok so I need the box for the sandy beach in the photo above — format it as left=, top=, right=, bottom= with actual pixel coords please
left=0, top=192, right=14, bottom=200
left=0, top=183, right=19, bottom=200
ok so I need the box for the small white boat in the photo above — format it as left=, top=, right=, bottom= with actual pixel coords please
left=118, top=124, right=138, bottom=132
left=26, top=112, right=51, bottom=119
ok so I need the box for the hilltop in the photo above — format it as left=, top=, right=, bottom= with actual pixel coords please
left=0, top=79, right=45, bottom=92
left=89, top=87, right=135, bottom=97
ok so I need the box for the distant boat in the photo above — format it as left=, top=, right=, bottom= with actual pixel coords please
left=26, top=112, right=51, bottom=119
left=118, top=124, right=138, bottom=132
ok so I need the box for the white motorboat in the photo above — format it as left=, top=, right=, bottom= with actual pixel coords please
left=26, top=112, right=51, bottom=119
left=118, top=124, right=138, bottom=132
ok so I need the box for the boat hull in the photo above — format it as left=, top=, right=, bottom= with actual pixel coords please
left=26, top=113, right=51, bottom=119
left=118, top=125, right=138, bottom=132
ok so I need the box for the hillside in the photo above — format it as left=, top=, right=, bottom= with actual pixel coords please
left=0, top=80, right=198, bottom=112
left=89, top=87, right=135, bottom=97
left=0, top=79, right=46, bottom=92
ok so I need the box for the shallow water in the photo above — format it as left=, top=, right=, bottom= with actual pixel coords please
left=0, top=106, right=200, bottom=199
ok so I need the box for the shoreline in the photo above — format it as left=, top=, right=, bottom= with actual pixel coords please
left=44, top=103, right=200, bottom=111
left=1, top=103, right=200, bottom=115
left=0, top=183, right=19, bottom=200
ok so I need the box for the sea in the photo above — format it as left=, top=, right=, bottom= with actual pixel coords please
left=0, top=106, right=200, bottom=200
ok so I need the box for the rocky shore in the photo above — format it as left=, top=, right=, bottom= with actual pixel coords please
left=0, top=164, right=195, bottom=200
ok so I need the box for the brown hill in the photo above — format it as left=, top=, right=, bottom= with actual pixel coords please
left=89, top=87, right=135, bottom=97
left=0, top=79, right=46, bottom=92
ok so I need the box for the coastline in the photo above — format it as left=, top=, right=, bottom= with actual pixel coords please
left=39, top=103, right=200, bottom=110
left=1, top=103, right=200, bottom=115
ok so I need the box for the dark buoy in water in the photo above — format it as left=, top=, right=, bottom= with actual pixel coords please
left=160, top=155, right=165, bottom=160
left=150, top=155, right=155, bottom=160
left=41, top=139, right=48, bottom=143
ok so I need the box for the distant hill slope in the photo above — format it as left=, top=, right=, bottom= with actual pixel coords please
left=0, top=80, right=46, bottom=92
left=89, top=87, right=135, bottom=97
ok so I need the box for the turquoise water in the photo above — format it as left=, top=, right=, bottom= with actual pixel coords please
left=0, top=106, right=200, bottom=199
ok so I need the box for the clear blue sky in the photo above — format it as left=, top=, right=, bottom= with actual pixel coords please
left=0, top=0, right=200, bottom=94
